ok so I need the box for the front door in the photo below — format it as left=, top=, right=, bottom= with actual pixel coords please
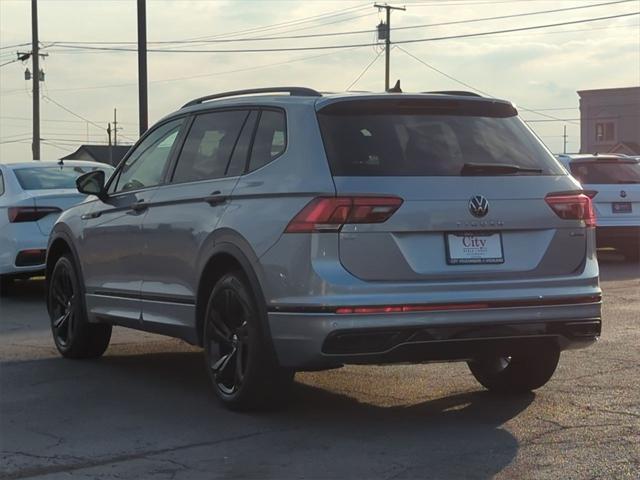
left=80, top=117, right=186, bottom=324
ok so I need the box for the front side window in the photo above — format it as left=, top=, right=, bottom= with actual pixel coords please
left=111, top=118, right=184, bottom=193
left=248, top=110, right=287, bottom=173
left=172, top=110, right=248, bottom=183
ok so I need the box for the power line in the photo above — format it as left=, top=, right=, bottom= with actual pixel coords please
left=0, top=58, right=22, bottom=68
left=9, top=47, right=362, bottom=95
left=43, top=0, right=634, bottom=46
left=42, top=95, right=106, bottom=132
left=346, top=48, right=386, bottom=90
left=0, top=42, right=31, bottom=51
left=395, top=45, right=580, bottom=125
left=46, top=12, right=640, bottom=54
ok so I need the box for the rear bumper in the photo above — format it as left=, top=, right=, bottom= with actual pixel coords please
left=268, top=299, right=602, bottom=369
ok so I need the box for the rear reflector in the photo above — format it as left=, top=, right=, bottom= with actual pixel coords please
left=333, top=295, right=601, bottom=315
left=8, top=206, right=62, bottom=223
left=15, top=249, right=46, bottom=267
left=285, top=196, right=403, bottom=233
left=545, top=193, right=596, bottom=227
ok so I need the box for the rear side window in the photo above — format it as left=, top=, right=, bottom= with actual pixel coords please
left=570, top=161, right=640, bottom=184
left=317, top=100, right=563, bottom=176
left=248, top=110, right=286, bottom=173
left=0, top=170, right=4, bottom=196
left=172, top=110, right=248, bottom=183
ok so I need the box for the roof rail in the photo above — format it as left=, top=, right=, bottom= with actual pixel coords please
left=424, top=90, right=482, bottom=97
left=181, top=87, right=322, bottom=108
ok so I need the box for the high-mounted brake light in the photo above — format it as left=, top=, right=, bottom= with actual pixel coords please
left=8, top=206, right=62, bottom=223
left=545, top=193, right=596, bottom=227
left=285, top=196, right=403, bottom=233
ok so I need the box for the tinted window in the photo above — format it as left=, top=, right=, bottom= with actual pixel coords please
left=317, top=101, right=563, bottom=176
left=570, top=161, right=640, bottom=184
left=227, top=111, right=258, bottom=177
left=0, top=171, right=4, bottom=196
left=172, top=110, right=248, bottom=183
left=112, top=118, right=184, bottom=193
left=248, top=110, right=286, bottom=172
left=13, top=165, right=112, bottom=190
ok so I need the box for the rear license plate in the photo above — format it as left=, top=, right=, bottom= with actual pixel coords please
left=612, top=202, right=632, bottom=213
left=446, top=232, right=504, bottom=265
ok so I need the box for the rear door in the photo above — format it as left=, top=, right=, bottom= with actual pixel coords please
left=138, top=109, right=257, bottom=329
left=569, top=159, right=640, bottom=226
left=317, top=98, right=586, bottom=282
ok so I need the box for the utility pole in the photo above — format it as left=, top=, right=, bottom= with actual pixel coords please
left=113, top=108, right=119, bottom=146
left=31, top=0, right=40, bottom=160
left=374, top=3, right=405, bottom=91
left=137, top=0, right=148, bottom=136
left=107, top=123, right=113, bottom=166
left=563, top=125, right=568, bottom=154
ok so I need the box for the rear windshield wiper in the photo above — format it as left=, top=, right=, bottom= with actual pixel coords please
left=461, top=163, right=543, bottom=176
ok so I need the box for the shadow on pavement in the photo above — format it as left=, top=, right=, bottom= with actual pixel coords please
left=2, top=350, right=533, bottom=479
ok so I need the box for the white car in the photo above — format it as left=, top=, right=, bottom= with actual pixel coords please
left=557, top=154, right=640, bottom=262
left=0, top=160, right=114, bottom=291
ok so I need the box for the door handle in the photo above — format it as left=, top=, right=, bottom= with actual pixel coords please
left=204, top=191, right=228, bottom=206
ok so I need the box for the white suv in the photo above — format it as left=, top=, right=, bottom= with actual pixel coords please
left=557, top=154, right=640, bottom=262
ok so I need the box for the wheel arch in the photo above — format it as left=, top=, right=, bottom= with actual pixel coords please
left=195, top=232, right=272, bottom=349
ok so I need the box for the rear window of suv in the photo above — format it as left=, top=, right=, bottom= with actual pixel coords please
left=317, top=99, right=564, bottom=176
left=570, top=160, right=640, bottom=184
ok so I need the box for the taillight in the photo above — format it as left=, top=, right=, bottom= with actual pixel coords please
left=8, top=206, right=62, bottom=223
left=285, top=196, right=403, bottom=233
left=545, top=193, right=596, bottom=227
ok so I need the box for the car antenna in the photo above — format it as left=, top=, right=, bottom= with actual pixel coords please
left=387, top=80, right=402, bottom=93
left=57, top=158, right=64, bottom=166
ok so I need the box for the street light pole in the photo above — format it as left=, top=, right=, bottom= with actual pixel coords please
left=137, top=0, right=148, bottom=136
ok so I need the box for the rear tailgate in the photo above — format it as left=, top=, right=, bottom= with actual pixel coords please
left=569, top=160, right=640, bottom=226
left=335, top=176, right=586, bottom=281
left=317, top=96, right=588, bottom=282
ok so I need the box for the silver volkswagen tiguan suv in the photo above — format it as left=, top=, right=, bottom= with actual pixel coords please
left=46, top=87, right=601, bottom=410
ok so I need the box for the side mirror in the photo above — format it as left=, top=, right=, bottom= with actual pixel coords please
left=76, top=170, right=107, bottom=200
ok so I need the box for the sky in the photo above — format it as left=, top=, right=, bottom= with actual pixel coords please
left=1, top=0, right=639, bottom=160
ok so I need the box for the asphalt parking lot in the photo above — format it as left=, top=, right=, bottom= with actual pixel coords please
left=1, top=252, right=638, bottom=480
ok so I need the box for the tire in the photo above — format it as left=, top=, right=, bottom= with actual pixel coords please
left=468, top=348, right=560, bottom=394
left=203, top=271, right=294, bottom=411
left=48, top=254, right=112, bottom=359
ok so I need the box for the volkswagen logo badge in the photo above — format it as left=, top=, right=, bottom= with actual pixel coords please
left=469, top=195, right=489, bottom=218
left=620, top=190, right=627, bottom=198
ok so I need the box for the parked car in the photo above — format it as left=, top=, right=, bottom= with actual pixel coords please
left=46, top=87, right=601, bottom=410
left=557, top=153, right=640, bottom=262
left=0, top=160, right=114, bottom=292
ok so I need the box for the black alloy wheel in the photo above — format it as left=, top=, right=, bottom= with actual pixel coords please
left=203, top=271, right=293, bottom=410
left=48, top=254, right=111, bottom=358
left=206, top=287, right=250, bottom=396
left=49, top=260, right=77, bottom=349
